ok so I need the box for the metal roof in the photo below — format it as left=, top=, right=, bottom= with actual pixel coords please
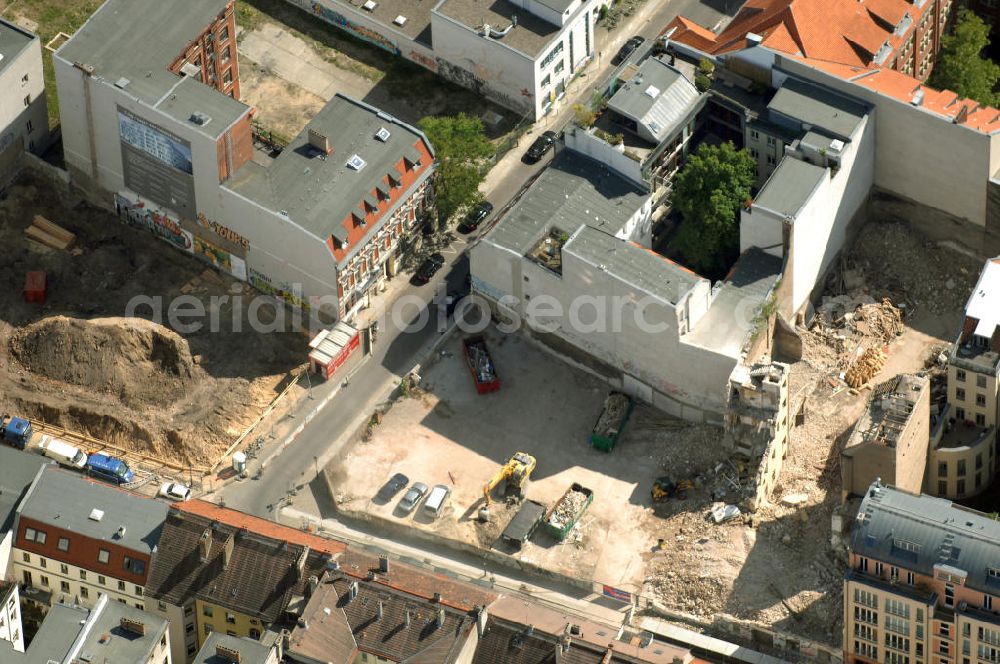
left=17, top=466, right=168, bottom=555
left=850, top=481, right=1000, bottom=594
left=486, top=151, right=649, bottom=256
left=767, top=77, right=868, bottom=140
left=0, top=18, right=36, bottom=75
left=226, top=94, right=432, bottom=257
left=607, top=56, right=700, bottom=144
left=0, top=447, right=50, bottom=535
left=752, top=157, right=827, bottom=220
left=56, top=0, right=232, bottom=106
left=565, top=226, right=706, bottom=305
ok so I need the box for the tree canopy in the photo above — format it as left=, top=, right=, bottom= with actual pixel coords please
left=671, top=141, right=755, bottom=275
left=417, top=114, right=494, bottom=223
left=931, top=8, right=1000, bottom=107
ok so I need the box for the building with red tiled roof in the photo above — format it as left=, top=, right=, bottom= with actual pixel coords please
left=664, top=0, right=953, bottom=82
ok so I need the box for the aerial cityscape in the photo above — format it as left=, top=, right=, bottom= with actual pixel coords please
left=1, top=0, right=1000, bottom=661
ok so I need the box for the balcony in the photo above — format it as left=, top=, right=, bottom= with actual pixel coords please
left=527, top=228, right=569, bottom=274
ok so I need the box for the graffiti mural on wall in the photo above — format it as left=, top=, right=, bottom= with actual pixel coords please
left=115, top=193, right=194, bottom=254
left=434, top=58, right=530, bottom=114
left=306, top=1, right=400, bottom=55
left=248, top=267, right=313, bottom=313
left=409, top=50, right=438, bottom=72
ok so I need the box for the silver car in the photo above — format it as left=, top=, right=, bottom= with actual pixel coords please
left=398, top=482, right=428, bottom=514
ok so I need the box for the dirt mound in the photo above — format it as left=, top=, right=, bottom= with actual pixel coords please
left=10, top=316, right=196, bottom=408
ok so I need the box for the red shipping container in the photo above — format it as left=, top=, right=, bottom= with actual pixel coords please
left=24, top=271, right=46, bottom=303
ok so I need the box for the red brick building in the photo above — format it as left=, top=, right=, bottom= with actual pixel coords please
left=167, top=0, right=241, bottom=100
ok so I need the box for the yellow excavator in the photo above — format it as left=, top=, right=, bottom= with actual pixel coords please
left=478, top=452, right=537, bottom=522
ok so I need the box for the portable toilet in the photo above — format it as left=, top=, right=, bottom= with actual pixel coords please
left=232, top=451, right=247, bottom=474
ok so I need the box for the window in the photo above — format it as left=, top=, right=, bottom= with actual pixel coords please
left=978, top=375, right=987, bottom=388
left=767, top=136, right=776, bottom=146
left=221, top=46, right=231, bottom=63
left=767, top=155, right=776, bottom=165
left=957, top=369, right=966, bottom=382
left=249, top=628, right=261, bottom=639
left=118, top=580, right=126, bottom=591
left=750, top=148, right=759, bottom=158
left=21, top=73, right=28, bottom=85
left=939, top=462, right=948, bottom=477
left=98, top=575, right=106, bottom=586
left=855, top=606, right=878, bottom=625
left=26, top=120, right=34, bottom=134
left=886, top=599, right=910, bottom=618
left=541, top=74, right=551, bottom=88
left=186, top=623, right=195, bottom=634
left=158, top=601, right=167, bottom=612
left=907, top=571, right=915, bottom=585
left=977, top=413, right=986, bottom=426
left=886, top=615, right=910, bottom=636
left=859, top=557, right=870, bottom=572
left=21, top=553, right=29, bottom=563
left=875, top=562, right=884, bottom=577
left=98, top=549, right=110, bottom=564
left=60, top=564, right=68, bottom=574
left=57, top=537, right=69, bottom=552
left=80, top=586, right=89, bottom=599
left=223, top=68, right=233, bottom=85
left=958, top=460, right=967, bottom=476
left=204, top=624, right=213, bottom=636
left=854, top=640, right=878, bottom=659
left=886, top=633, right=911, bottom=652
left=976, top=394, right=987, bottom=407
left=39, top=557, right=46, bottom=569
left=40, top=575, right=49, bottom=587
left=79, top=570, right=87, bottom=581
left=135, top=586, right=143, bottom=596
left=554, top=60, right=564, bottom=74
left=958, top=479, right=966, bottom=496
left=187, top=645, right=197, bottom=656
left=219, top=26, right=230, bottom=42
left=23, top=95, right=29, bottom=107
left=977, top=453, right=984, bottom=470
left=226, top=612, right=236, bottom=624
left=956, top=388, right=967, bottom=401
left=60, top=581, right=70, bottom=593
left=203, top=605, right=214, bottom=618
left=945, top=583, right=955, bottom=607
left=985, top=594, right=993, bottom=611
left=939, top=624, right=950, bottom=637
left=890, top=566, right=900, bottom=582
left=24, top=527, right=36, bottom=542
left=750, top=130, right=760, bottom=140
left=855, top=623, right=877, bottom=642
left=940, top=641, right=950, bottom=656
left=957, top=407, right=966, bottom=421
left=123, top=557, right=145, bottom=575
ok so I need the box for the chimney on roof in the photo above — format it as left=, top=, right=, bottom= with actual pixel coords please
left=347, top=581, right=359, bottom=603
left=404, top=610, right=411, bottom=628
left=306, top=575, right=319, bottom=599
left=307, top=128, right=332, bottom=155
left=222, top=533, right=235, bottom=570
left=115, top=525, right=126, bottom=539
left=376, top=601, right=384, bottom=621
left=432, top=592, right=442, bottom=603
left=475, top=606, right=488, bottom=638
left=215, top=644, right=242, bottom=663
left=378, top=555, right=389, bottom=574
left=368, top=571, right=377, bottom=582
left=524, top=625, right=534, bottom=638
left=199, top=528, right=212, bottom=563
left=746, top=32, right=763, bottom=47
left=436, top=608, right=446, bottom=630
left=296, top=547, right=309, bottom=581
left=119, top=617, right=145, bottom=636
left=601, top=645, right=615, bottom=664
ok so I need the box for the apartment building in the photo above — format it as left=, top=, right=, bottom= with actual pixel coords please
left=193, top=633, right=280, bottom=664
left=145, top=501, right=346, bottom=663
left=842, top=374, right=931, bottom=500
left=54, top=0, right=434, bottom=320
left=0, top=447, right=50, bottom=573
left=287, top=0, right=599, bottom=120
left=0, top=583, right=24, bottom=653
left=0, top=18, right=48, bottom=165
left=6, top=594, right=170, bottom=663
left=844, top=481, right=1000, bottom=664
left=10, top=467, right=167, bottom=611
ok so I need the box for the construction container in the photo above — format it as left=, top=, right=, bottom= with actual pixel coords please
left=501, top=500, right=546, bottom=548
left=589, top=392, right=634, bottom=452
left=543, top=483, right=594, bottom=541
left=462, top=335, right=500, bottom=394
left=24, top=271, right=46, bottom=303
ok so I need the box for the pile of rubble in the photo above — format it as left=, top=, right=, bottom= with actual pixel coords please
left=594, top=393, right=630, bottom=437
left=807, top=295, right=903, bottom=382
left=548, top=489, right=588, bottom=527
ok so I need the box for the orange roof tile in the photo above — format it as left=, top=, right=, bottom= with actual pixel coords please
left=175, top=499, right=347, bottom=556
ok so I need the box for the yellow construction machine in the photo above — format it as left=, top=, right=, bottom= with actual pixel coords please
left=478, top=451, right=536, bottom=522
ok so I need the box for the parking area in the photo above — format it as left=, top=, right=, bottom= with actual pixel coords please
left=328, top=327, right=720, bottom=589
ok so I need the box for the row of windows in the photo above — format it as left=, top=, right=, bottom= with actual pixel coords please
left=20, top=540, right=145, bottom=575
left=20, top=552, right=143, bottom=596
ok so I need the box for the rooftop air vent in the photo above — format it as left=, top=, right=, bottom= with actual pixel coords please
left=89, top=509, right=104, bottom=522
left=363, top=0, right=377, bottom=10
left=375, top=127, right=391, bottom=142
left=180, top=63, right=200, bottom=78
left=394, top=15, right=407, bottom=26
left=189, top=112, right=212, bottom=126
left=644, top=85, right=660, bottom=98
left=347, top=154, right=367, bottom=171
left=114, top=77, right=131, bottom=89
left=829, top=139, right=845, bottom=152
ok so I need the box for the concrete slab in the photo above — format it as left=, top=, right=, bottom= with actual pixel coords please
left=328, top=327, right=676, bottom=591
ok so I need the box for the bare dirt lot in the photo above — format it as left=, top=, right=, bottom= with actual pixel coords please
left=0, top=173, right=304, bottom=466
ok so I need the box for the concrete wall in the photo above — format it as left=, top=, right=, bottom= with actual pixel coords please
left=148, top=600, right=189, bottom=664
left=563, top=126, right=645, bottom=188
left=775, top=54, right=998, bottom=231
left=0, top=31, right=48, bottom=159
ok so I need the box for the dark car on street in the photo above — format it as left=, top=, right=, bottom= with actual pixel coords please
left=376, top=473, right=409, bottom=502
left=413, top=252, right=445, bottom=284
left=458, top=201, right=494, bottom=233
left=523, top=131, right=557, bottom=163
left=611, top=36, right=645, bottom=65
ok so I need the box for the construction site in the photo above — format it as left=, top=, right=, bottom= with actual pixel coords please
left=0, top=171, right=305, bottom=467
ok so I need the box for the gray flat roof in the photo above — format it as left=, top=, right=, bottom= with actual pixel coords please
left=767, top=78, right=867, bottom=140
left=227, top=93, right=431, bottom=260
left=195, top=633, right=275, bottom=664
left=79, top=600, right=168, bottom=663
left=11, top=603, right=84, bottom=662
left=321, top=0, right=433, bottom=41
left=851, top=482, right=1000, bottom=595
left=684, top=248, right=782, bottom=358
left=607, top=56, right=699, bottom=143
left=0, top=18, right=36, bottom=75
left=433, top=0, right=562, bottom=58
left=566, top=226, right=705, bottom=304
left=0, top=448, right=51, bottom=534
left=752, top=157, right=827, bottom=220
left=487, top=150, right=649, bottom=255
left=56, top=0, right=231, bottom=105
left=18, top=466, right=168, bottom=555
left=154, top=75, right=249, bottom=140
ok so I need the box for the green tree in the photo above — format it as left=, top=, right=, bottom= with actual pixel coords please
left=671, top=142, right=755, bottom=275
left=418, top=114, right=494, bottom=223
left=931, top=8, right=1000, bottom=107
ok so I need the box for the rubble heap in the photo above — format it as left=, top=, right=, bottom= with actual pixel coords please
left=594, top=393, right=630, bottom=437
left=549, top=489, right=588, bottom=527
left=844, top=347, right=888, bottom=388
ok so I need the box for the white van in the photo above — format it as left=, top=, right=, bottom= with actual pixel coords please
left=423, top=484, right=451, bottom=518
left=38, top=436, right=88, bottom=469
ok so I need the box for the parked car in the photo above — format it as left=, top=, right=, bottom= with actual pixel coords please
left=398, top=482, right=429, bottom=514
left=413, top=253, right=445, bottom=284
left=611, top=36, right=645, bottom=65
left=159, top=482, right=192, bottom=501
left=458, top=201, right=494, bottom=233
left=84, top=453, right=134, bottom=485
left=523, top=131, right=558, bottom=163
left=424, top=484, right=452, bottom=518
left=38, top=436, right=88, bottom=469
left=377, top=472, right=410, bottom=502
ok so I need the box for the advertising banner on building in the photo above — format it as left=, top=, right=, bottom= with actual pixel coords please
left=118, top=106, right=197, bottom=220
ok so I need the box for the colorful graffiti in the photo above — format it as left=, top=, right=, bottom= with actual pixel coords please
left=248, top=268, right=313, bottom=313
left=408, top=50, right=438, bottom=72
left=309, top=1, right=400, bottom=55
left=115, top=194, right=193, bottom=253
left=194, top=235, right=234, bottom=273
left=197, top=211, right=250, bottom=249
